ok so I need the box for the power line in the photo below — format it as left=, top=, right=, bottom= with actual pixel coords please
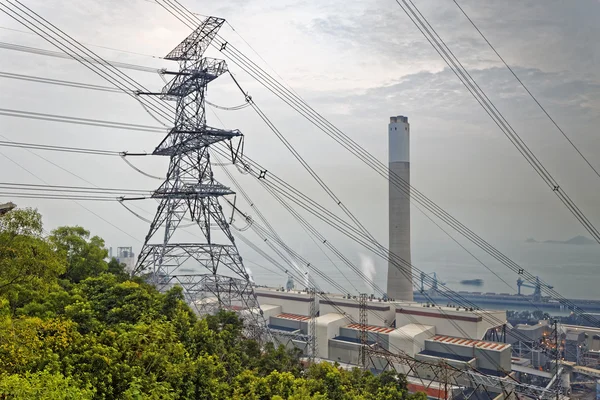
left=0, top=25, right=165, bottom=59
left=0, top=182, right=150, bottom=194
left=4, top=0, right=595, bottom=330
left=0, top=107, right=166, bottom=132
left=0, top=139, right=120, bottom=156
left=173, top=3, right=600, bottom=322
left=0, top=71, right=123, bottom=92
left=4, top=0, right=560, bottom=372
left=0, top=70, right=252, bottom=112
left=452, top=0, right=600, bottom=181
left=151, top=2, right=600, bottom=327
left=0, top=41, right=163, bottom=73
left=0, top=0, right=176, bottom=127
left=0, top=145, right=143, bottom=241
left=0, top=192, right=119, bottom=201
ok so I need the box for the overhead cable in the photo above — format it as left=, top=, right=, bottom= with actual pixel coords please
left=0, top=41, right=162, bottom=73
left=0, top=107, right=166, bottom=133
left=2, top=1, right=596, bottom=332
left=155, top=0, right=600, bottom=320
left=0, top=139, right=119, bottom=156
left=452, top=0, right=600, bottom=181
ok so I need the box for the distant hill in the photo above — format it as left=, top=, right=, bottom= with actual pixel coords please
left=525, top=235, right=596, bottom=245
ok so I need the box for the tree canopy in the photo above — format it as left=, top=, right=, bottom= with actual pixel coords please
left=0, top=207, right=427, bottom=399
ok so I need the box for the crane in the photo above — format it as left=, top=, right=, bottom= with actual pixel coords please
left=420, top=272, right=446, bottom=293
left=517, top=276, right=554, bottom=302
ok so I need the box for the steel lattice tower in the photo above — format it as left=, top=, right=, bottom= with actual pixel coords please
left=359, top=293, right=368, bottom=369
left=309, top=288, right=318, bottom=362
left=133, top=16, right=265, bottom=337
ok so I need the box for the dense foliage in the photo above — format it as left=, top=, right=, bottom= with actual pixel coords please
left=0, top=208, right=427, bottom=400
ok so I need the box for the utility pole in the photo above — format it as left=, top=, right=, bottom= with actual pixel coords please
left=359, top=293, right=368, bottom=370
left=309, top=287, right=318, bottom=363
left=132, top=16, right=266, bottom=340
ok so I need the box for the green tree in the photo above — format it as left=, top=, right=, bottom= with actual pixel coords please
left=0, top=209, right=64, bottom=310
left=49, top=226, right=108, bottom=283
left=0, top=370, right=94, bottom=399
left=107, top=257, right=129, bottom=280
left=0, top=209, right=433, bottom=400
left=0, top=207, right=43, bottom=237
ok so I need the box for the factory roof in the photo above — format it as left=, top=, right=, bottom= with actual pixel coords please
left=514, top=323, right=547, bottom=331
left=346, top=323, right=394, bottom=334
left=275, top=313, right=310, bottom=322
left=430, top=335, right=509, bottom=351
left=316, top=313, right=349, bottom=324
left=259, top=304, right=281, bottom=312
left=395, top=323, right=435, bottom=336
left=255, top=288, right=312, bottom=302
left=566, top=331, right=585, bottom=341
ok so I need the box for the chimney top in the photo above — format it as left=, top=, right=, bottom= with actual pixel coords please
left=390, top=115, right=408, bottom=123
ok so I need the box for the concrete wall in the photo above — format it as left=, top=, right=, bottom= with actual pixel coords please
left=507, top=323, right=548, bottom=343
left=474, top=346, right=511, bottom=372
left=256, top=289, right=314, bottom=316
left=415, top=352, right=475, bottom=371
left=562, top=324, right=600, bottom=351
left=424, top=339, right=511, bottom=372
left=389, top=324, right=435, bottom=357
left=339, top=327, right=391, bottom=350
left=476, top=310, right=507, bottom=339
left=328, top=340, right=360, bottom=365
left=315, top=313, right=349, bottom=359
left=396, top=306, right=479, bottom=339
left=387, top=116, right=413, bottom=302
left=270, top=316, right=308, bottom=333
left=261, top=304, right=282, bottom=320
left=319, top=298, right=394, bottom=326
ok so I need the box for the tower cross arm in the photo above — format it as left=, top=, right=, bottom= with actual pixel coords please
left=164, top=17, right=225, bottom=61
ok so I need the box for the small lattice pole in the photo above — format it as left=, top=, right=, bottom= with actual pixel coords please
left=359, top=293, right=368, bottom=369
left=309, top=287, right=318, bottom=362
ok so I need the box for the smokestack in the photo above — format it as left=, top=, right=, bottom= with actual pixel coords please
left=387, top=115, right=413, bottom=301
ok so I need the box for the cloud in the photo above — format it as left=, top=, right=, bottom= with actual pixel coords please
left=309, top=0, right=600, bottom=81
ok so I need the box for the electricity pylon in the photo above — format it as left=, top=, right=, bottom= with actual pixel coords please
left=132, top=16, right=266, bottom=340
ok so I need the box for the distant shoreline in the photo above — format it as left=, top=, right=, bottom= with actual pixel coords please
left=525, top=235, right=596, bottom=245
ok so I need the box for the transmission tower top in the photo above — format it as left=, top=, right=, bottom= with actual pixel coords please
left=165, top=16, right=225, bottom=61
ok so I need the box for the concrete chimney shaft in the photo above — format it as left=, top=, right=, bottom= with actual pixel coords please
left=387, top=115, right=413, bottom=301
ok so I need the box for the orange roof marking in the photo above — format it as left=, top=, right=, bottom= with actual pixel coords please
left=277, top=313, right=309, bottom=321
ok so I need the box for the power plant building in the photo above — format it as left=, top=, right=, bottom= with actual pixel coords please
left=253, top=287, right=512, bottom=397
left=242, top=116, right=523, bottom=398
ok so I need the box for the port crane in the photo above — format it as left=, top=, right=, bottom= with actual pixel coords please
left=419, top=272, right=445, bottom=293
left=517, top=276, right=553, bottom=302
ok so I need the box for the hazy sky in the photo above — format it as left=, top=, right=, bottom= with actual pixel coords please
left=0, top=0, right=599, bottom=289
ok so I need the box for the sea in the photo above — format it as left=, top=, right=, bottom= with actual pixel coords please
left=251, top=240, right=600, bottom=305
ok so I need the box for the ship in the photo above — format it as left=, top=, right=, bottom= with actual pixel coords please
left=460, top=279, right=483, bottom=286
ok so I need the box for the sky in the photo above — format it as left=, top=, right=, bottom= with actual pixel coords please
left=0, top=0, right=599, bottom=294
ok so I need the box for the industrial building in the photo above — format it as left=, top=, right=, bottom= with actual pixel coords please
left=246, top=116, right=522, bottom=398
left=256, top=289, right=509, bottom=361
left=206, top=115, right=584, bottom=398
left=254, top=287, right=515, bottom=398
left=109, top=246, right=136, bottom=273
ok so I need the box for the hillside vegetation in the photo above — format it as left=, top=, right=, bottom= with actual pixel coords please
left=0, top=207, right=426, bottom=400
